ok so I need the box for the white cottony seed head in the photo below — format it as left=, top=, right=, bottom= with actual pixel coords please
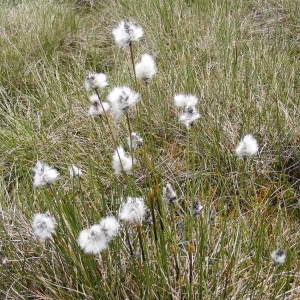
left=112, top=146, right=134, bottom=175
left=179, top=106, right=200, bottom=129
left=78, top=216, right=120, bottom=255
left=235, top=134, right=259, bottom=158
left=135, top=54, right=156, bottom=83
left=32, top=212, right=57, bottom=241
left=127, top=132, right=143, bottom=149
left=69, top=165, right=82, bottom=178
left=271, top=248, right=286, bottom=265
left=163, top=182, right=177, bottom=205
left=84, top=72, right=108, bottom=90
left=32, top=161, right=59, bottom=187
left=119, top=197, right=147, bottom=224
left=107, top=86, right=140, bottom=120
left=194, top=201, right=204, bottom=216
left=99, top=216, right=120, bottom=240
left=112, top=20, right=144, bottom=48
left=88, top=94, right=110, bottom=116
left=78, top=224, right=108, bottom=255
left=174, top=94, right=198, bottom=108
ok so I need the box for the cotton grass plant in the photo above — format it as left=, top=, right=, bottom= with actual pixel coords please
left=0, top=0, right=299, bottom=299
left=32, top=212, right=57, bottom=241
left=32, top=161, right=59, bottom=187
left=112, top=19, right=143, bottom=80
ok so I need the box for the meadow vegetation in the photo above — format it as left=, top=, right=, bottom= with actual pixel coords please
left=0, top=0, right=299, bottom=298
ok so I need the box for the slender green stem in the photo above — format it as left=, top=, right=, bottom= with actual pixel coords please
left=188, top=266, right=193, bottom=290
left=169, top=206, right=180, bottom=280
left=188, top=243, right=193, bottom=286
left=125, top=111, right=134, bottom=166
left=94, top=89, right=118, bottom=146
left=129, top=42, right=137, bottom=83
left=124, top=226, right=134, bottom=258
left=155, top=190, right=165, bottom=232
left=94, top=89, right=125, bottom=172
left=173, top=247, right=180, bottom=281
left=137, top=224, right=146, bottom=263
left=148, top=190, right=158, bottom=242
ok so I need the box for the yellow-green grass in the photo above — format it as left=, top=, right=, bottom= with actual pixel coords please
left=0, top=0, right=299, bottom=298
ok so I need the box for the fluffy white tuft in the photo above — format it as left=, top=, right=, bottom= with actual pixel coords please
left=112, top=20, right=143, bottom=48
left=174, top=94, right=198, bottom=108
left=112, top=146, right=134, bottom=175
left=78, top=224, right=108, bottom=255
left=88, top=94, right=110, bottom=116
left=69, top=165, right=82, bottom=178
left=271, top=249, right=286, bottom=264
left=32, top=161, right=59, bottom=187
left=32, top=212, right=57, bottom=241
left=99, top=216, right=120, bottom=240
left=119, top=197, right=147, bottom=224
left=135, top=54, right=156, bottom=82
left=163, top=182, right=177, bottom=205
left=235, top=134, right=259, bottom=158
left=194, top=201, right=204, bottom=216
left=179, top=106, right=200, bottom=129
left=127, top=132, right=143, bottom=149
left=107, top=86, right=140, bottom=120
left=78, top=216, right=119, bottom=255
left=84, top=72, right=108, bottom=90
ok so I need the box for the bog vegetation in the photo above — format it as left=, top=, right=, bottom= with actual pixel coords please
left=0, top=0, right=299, bottom=299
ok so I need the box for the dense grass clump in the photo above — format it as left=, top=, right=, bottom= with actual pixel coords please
left=0, top=0, right=299, bottom=299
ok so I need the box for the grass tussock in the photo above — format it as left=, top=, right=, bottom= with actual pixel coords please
left=0, top=0, right=299, bottom=299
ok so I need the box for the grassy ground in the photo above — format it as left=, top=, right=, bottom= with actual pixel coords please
left=0, top=0, right=299, bottom=298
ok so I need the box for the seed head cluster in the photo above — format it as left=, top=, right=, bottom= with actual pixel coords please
left=22, top=17, right=284, bottom=292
